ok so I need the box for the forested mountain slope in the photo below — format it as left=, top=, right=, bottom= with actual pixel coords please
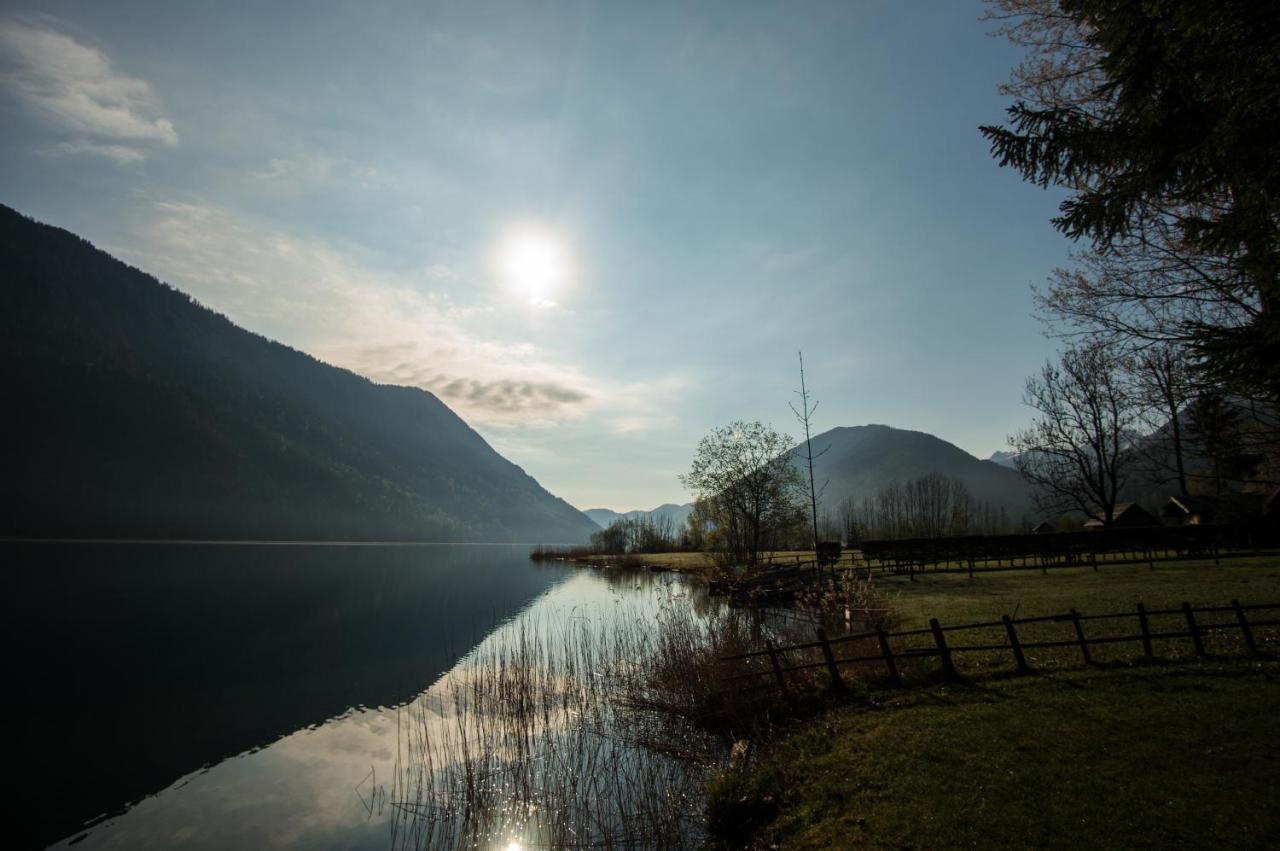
left=801, top=424, right=1033, bottom=519
left=0, top=204, right=596, bottom=543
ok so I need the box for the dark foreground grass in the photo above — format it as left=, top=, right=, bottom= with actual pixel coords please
left=716, top=661, right=1280, bottom=849
left=709, top=558, right=1280, bottom=849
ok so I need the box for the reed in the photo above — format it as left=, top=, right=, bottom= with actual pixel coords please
left=385, top=598, right=718, bottom=848
left=381, top=571, right=896, bottom=849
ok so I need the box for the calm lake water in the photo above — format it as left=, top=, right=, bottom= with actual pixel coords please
left=8, top=542, right=709, bottom=850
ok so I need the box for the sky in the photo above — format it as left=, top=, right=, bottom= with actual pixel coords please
left=0, top=1, right=1076, bottom=512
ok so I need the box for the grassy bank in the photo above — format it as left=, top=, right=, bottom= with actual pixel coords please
left=545, top=546, right=1277, bottom=582
left=540, top=549, right=819, bottom=573
left=709, top=558, right=1280, bottom=849
left=880, top=555, right=1280, bottom=625
left=570, top=550, right=718, bottom=572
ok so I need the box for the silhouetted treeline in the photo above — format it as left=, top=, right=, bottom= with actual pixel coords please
left=0, top=204, right=596, bottom=543
left=830, top=473, right=1014, bottom=541
left=589, top=514, right=682, bottom=554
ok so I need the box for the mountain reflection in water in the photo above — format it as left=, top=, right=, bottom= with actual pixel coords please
left=10, top=543, right=715, bottom=849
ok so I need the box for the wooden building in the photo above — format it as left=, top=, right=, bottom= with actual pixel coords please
left=1161, top=493, right=1265, bottom=526
left=1083, top=502, right=1159, bottom=529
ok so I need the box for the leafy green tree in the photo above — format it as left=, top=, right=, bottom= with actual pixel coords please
left=680, top=421, right=805, bottom=567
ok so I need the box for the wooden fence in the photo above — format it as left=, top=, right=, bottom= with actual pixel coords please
left=856, top=525, right=1243, bottom=576
left=720, top=599, right=1280, bottom=694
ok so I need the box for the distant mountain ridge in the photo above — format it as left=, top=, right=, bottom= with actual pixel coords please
left=0, top=204, right=597, bottom=543
left=798, top=424, right=1033, bottom=519
left=583, top=503, right=694, bottom=530
left=987, top=450, right=1020, bottom=469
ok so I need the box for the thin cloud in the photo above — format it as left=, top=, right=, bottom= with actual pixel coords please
left=116, top=200, right=602, bottom=426
left=431, top=376, right=589, bottom=415
left=0, top=16, right=177, bottom=161
left=248, top=155, right=381, bottom=192
left=50, top=139, right=147, bottom=163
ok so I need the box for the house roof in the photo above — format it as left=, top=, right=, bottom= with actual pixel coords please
left=1083, top=502, right=1158, bottom=527
left=1164, top=492, right=1266, bottom=520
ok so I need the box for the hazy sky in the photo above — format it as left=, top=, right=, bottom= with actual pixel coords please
left=0, top=1, right=1074, bottom=511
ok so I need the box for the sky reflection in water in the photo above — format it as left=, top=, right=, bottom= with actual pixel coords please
left=49, top=565, right=710, bottom=850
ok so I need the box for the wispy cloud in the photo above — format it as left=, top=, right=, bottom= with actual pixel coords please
left=248, top=155, right=381, bottom=192
left=0, top=16, right=176, bottom=162
left=116, top=200, right=610, bottom=425
left=408, top=372, right=588, bottom=417
left=50, top=139, right=147, bottom=163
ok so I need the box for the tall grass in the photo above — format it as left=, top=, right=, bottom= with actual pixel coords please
left=381, top=570, right=900, bottom=849
left=385, top=592, right=716, bottom=848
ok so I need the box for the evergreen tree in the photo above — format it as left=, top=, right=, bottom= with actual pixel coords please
left=983, top=0, right=1280, bottom=399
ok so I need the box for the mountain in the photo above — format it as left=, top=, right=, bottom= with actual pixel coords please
left=583, top=509, right=622, bottom=528
left=987, top=450, right=1020, bottom=469
left=801, top=425, right=1033, bottom=518
left=0, top=204, right=597, bottom=544
left=582, top=503, right=694, bottom=530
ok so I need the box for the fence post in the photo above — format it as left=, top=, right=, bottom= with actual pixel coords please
left=1137, top=602, right=1153, bottom=658
left=815, top=628, right=844, bottom=691
left=1090, top=551, right=1098, bottom=572
left=1070, top=609, right=1093, bottom=665
left=1232, top=599, right=1258, bottom=655
left=765, top=639, right=790, bottom=696
left=876, top=628, right=900, bottom=684
left=1002, top=615, right=1030, bottom=674
left=1182, top=602, right=1205, bottom=656
left=929, top=618, right=956, bottom=679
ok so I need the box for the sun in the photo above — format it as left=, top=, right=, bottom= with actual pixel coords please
left=495, top=224, right=572, bottom=308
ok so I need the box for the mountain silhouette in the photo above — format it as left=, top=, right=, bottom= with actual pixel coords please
left=0, top=204, right=597, bottom=543
left=800, top=424, right=1032, bottom=518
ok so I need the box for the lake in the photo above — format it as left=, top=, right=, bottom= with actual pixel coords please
left=8, top=542, right=713, bottom=849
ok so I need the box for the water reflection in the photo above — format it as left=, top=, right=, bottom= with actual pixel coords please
left=385, top=571, right=718, bottom=849
left=8, top=543, right=570, bottom=849
left=18, top=546, right=723, bottom=849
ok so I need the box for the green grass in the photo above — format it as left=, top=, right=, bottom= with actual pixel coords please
left=718, top=662, right=1280, bottom=849
left=709, top=557, right=1280, bottom=849
left=880, top=555, right=1280, bottom=626
left=575, top=550, right=717, bottom=571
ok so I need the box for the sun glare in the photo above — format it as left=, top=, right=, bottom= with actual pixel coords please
left=495, top=224, right=571, bottom=308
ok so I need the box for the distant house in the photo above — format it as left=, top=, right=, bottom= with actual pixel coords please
left=1161, top=493, right=1266, bottom=526
left=1032, top=520, right=1056, bottom=534
left=1083, top=502, right=1159, bottom=529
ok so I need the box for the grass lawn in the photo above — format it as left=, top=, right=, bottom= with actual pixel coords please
left=879, top=555, right=1280, bottom=626
left=709, top=557, right=1280, bottom=849
left=575, top=550, right=717, bottom=571
left=572, top=549, right=818, bottom=573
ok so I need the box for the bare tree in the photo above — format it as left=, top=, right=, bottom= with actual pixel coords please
left=789, top=351, right=827, bottom=550
left=680, top=421, right=805, bottom=567
left=1126, top=343, right=1195, bottom=496
left=1011, top=343, right=1142, bottom=524
left=983, top=0, right=1280, bottom=402
left=846, top=474, right=1006, bottom=539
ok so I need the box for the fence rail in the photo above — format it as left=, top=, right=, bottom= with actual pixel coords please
left=855, top=525, right=1256, bottom=576
left=706, top=528, right=1275, bottom=600
left=719, top=599, right=1279, bottom=693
